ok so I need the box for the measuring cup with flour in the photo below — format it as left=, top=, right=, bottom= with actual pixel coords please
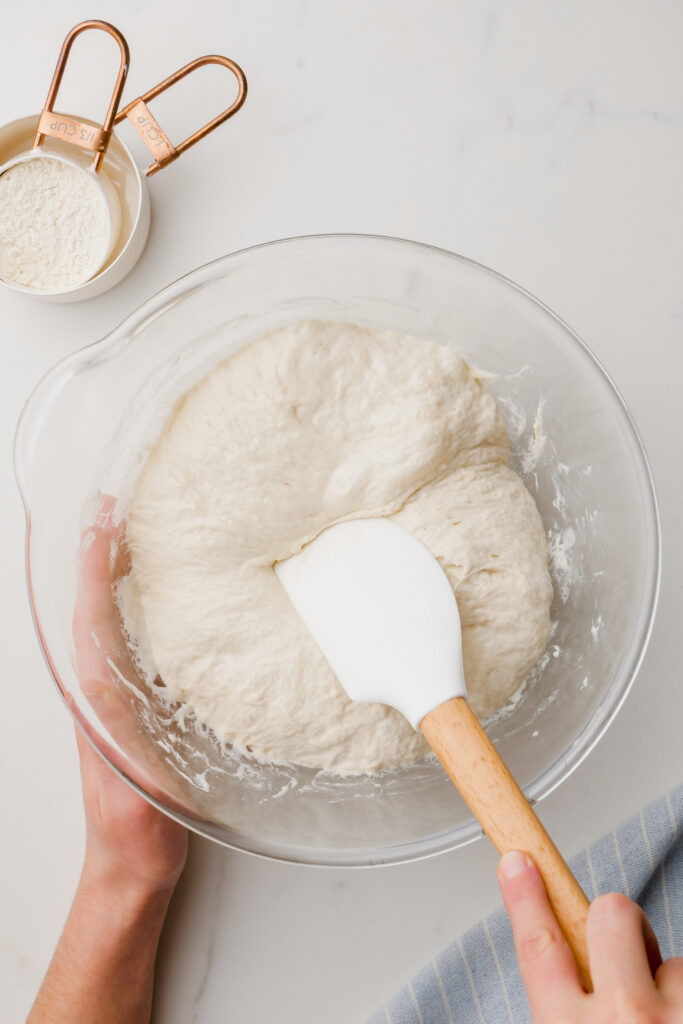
left=0, top=19, right=247, bottom=301
left=0, top=21, right=128, bottom=297
left=0, top=150, right=122, bottom=293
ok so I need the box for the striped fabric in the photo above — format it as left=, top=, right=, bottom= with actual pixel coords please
left=367, top=786, right=683, bottom=1024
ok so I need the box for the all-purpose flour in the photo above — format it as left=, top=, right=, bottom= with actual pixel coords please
left=120, top=321, right=553, bottom=774
left=0, top=156, right=110, bottom=289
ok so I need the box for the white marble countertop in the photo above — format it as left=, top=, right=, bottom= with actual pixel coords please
left=2, top=1, right=682, bottom=1020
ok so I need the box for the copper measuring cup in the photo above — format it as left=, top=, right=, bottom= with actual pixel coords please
left=0, top=19, right=247, bottom=300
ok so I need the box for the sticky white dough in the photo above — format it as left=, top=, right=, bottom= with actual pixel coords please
left=121, top=320, right=553, bottom=773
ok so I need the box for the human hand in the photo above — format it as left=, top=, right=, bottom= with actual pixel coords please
left=76, top=727, right=188, bottom=901
left=28, top=734, right=187, bottom=1024
left=27, top=498, right=189, bottom=1024
left=73, top=495, right=188, bottom=899
left=498, top=850, right=683, bottom=1022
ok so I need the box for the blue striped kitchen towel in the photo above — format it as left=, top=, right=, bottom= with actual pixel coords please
left=366, top=786, right=683, bottom=1024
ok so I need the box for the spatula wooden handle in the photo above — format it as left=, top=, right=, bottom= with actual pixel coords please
left=421, top=696, right=592, bottom=990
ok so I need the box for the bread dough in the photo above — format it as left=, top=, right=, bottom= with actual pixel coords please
left=122, top=320, right=552, bottom=774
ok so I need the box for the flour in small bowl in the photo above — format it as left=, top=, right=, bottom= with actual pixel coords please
left=0, top=156, right=111, bottom=290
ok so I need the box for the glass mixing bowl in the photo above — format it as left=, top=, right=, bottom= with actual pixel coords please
left=15, top=234, right=660, bottom=866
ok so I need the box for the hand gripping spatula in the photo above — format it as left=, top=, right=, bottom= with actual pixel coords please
left=275, top=517, right=591, bottom=988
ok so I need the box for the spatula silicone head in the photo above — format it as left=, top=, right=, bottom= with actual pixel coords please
left=275, top=518, right=466, bottom=729
left=275, top=517, right=592, bottom=990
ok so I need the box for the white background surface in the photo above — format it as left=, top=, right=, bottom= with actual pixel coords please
left=1, top=1, right=682, bottom=1021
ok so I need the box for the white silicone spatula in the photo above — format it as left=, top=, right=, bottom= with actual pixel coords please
left=275, top=518, right=592, bottom=989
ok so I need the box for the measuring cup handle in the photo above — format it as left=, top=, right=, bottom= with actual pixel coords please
left=34, top=20, right=130, bottom=173
left=114, top=55, right=247, bottom=177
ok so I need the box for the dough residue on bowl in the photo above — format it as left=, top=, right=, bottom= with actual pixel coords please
left=119, top=320, right=553, bottom=774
